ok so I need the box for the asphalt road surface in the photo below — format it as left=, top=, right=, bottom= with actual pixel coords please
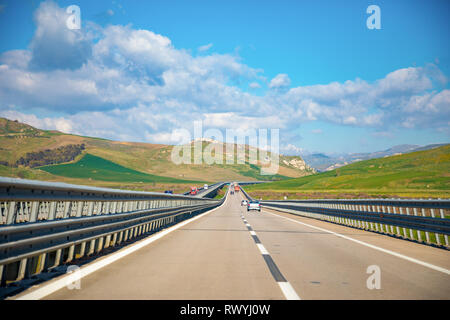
left=16, top=190, right=450, bottom=300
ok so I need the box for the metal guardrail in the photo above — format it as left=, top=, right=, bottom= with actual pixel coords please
left=240, top=186, right=450, bottom=248
left=184, top=181, right=265, bottom=198
left=0, top=177, right=225, bottom=287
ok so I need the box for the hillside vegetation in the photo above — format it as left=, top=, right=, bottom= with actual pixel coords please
left=245, top=145, right=450, bottom=199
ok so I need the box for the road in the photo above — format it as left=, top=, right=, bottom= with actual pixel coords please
left=16, top=190, right=450, bottom=300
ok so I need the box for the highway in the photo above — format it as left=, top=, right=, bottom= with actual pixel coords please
left=14, top=189, right=450, bottom=300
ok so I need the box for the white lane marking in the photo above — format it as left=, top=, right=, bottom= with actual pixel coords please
left=256, top=243, right=269, bottom=255
left=264, top=210, right=450, bottom=275
left=278, top=281, right=301, bottom=300
left=14, top=199, right=229, bottom=300
left=250, top=230, right=257, bottom=236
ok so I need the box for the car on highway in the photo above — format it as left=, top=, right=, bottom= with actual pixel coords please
left=247, top=200, right=261, bottom=212
left=241, top=200, right=248, bottom=206
left=203, top=184, right=208, bottom=190
left=164, top=190, right=173, bottom=194
left=190, top=187, right=198, bottom=195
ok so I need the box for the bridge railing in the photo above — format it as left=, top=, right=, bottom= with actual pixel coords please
left=240, top=186, right=450, bottom=248
left=0, top=178, right=225, bottom=288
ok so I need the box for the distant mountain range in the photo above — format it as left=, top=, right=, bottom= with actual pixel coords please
left=303, top=143, right=449, bottom=171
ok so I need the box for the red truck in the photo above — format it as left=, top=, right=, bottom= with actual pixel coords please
left=234, top=185, right=240, bottom=192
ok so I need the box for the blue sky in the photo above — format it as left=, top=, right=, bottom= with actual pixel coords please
left=0, top=0, right=449, bottom=155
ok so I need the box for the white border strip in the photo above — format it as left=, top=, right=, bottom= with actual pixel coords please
left=264, top=210, right=450, bottom=275
left=14, top=198, right=229, bottom=300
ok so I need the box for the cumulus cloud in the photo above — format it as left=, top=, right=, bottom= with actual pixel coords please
left=29, top=1, right=93, bottom=71
left=198, top=43, right=213, bottom=52
left=269, top=73, right=291, bottom=89
left=249, top=82, right=261, bottom=89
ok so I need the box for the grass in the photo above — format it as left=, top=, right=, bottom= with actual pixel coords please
left=39, top=153, right=204, bottom=184
left=245, top=145, right=450, bottom=199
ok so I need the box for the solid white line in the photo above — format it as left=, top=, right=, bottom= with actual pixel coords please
left=250, top=230, right=257, bottom=236
left=263, top=210, right=450, bottom=275
left=256, top=243, right=269, bottom=255
left=14, top=199, right=229, bottom=300
left=278, top=281, right=301, bottom=300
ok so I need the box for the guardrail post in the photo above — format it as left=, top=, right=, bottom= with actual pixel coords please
left=405, top=207, right=414, bottom=240
left=430, top=209, right=441, bottom=245
left=399, top=207, right=407, bottom=238
left=16, top=258, right=27, bottom=281
left=439, top=208, right=449, bottom=246
left=76, top=242, right=86, bottom=259
left=96, top=237, right=104, bottom=253
left=117, top=231, right=124, bottom=244
left=421, top=208, right=430, bottom=243
left=88, top=240, right=96, bottom=255
left=36, top=253, right=46, bottom=274
left=413, top=208, right=422, bottom=242
left=66, top=245, right=75, bottom=262
left=392, top=206, right=400, bottom=236
left=0, top=264, right=4, bottom=286
left=6, top=201, right=16, bottom=224
left=29, top=201, right=39, bottom=222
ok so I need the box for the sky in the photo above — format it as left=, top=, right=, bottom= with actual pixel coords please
left=0, top=0, right=448, bottom=155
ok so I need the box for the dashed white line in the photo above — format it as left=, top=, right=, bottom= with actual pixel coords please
left=256, top=243, right=270, bottom=255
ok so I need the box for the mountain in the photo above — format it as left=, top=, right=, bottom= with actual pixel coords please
left=302, top=153, right=333, bottom=171
left=303, top=143, right=449, bottom=172
left=245, top=144, right=450, bottom=199
left=0, top=118, right=314, bottom=190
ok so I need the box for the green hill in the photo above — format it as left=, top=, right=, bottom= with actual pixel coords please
left=245, top=145, right=450, bottom=199
left=40, top=153, right=201, bottom=184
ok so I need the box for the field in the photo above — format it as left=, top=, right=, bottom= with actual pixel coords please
left=245, top=145, right=450, bottom=199
left=39, top=153, right=203, bottom=184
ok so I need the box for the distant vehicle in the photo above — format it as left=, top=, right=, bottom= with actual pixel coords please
left=234, top=185, right=240, bottom=192
left=164, top=190, right=173, bottom=194
left=204, top=184, right=208, bottom=190
left=241, top=200, right=248, bottom=206
left=247, top=200, right=261, bottom=212
left=190, top=187, right=198, bottom=195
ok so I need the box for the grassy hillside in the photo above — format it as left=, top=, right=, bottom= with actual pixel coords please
left=245, top=145, right=450, bottom=199
left=40, top=153, right=201, bottom=184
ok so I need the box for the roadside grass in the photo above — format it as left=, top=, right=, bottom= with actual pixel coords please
left=213, top=186, right=227, bottom=199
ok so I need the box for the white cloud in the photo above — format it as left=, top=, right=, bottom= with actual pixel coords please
left=198, top=43, right=213, bottom=52
left=249, top=82, right=261, bottom=89
left=269, top=73, right=291, bottom=89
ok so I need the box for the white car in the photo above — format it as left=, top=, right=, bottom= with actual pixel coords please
left=247, top=200, right=261, bottom=212
left=204, top=184, right=208, bottom=190
left=241, top=200, right=248, bottom=206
